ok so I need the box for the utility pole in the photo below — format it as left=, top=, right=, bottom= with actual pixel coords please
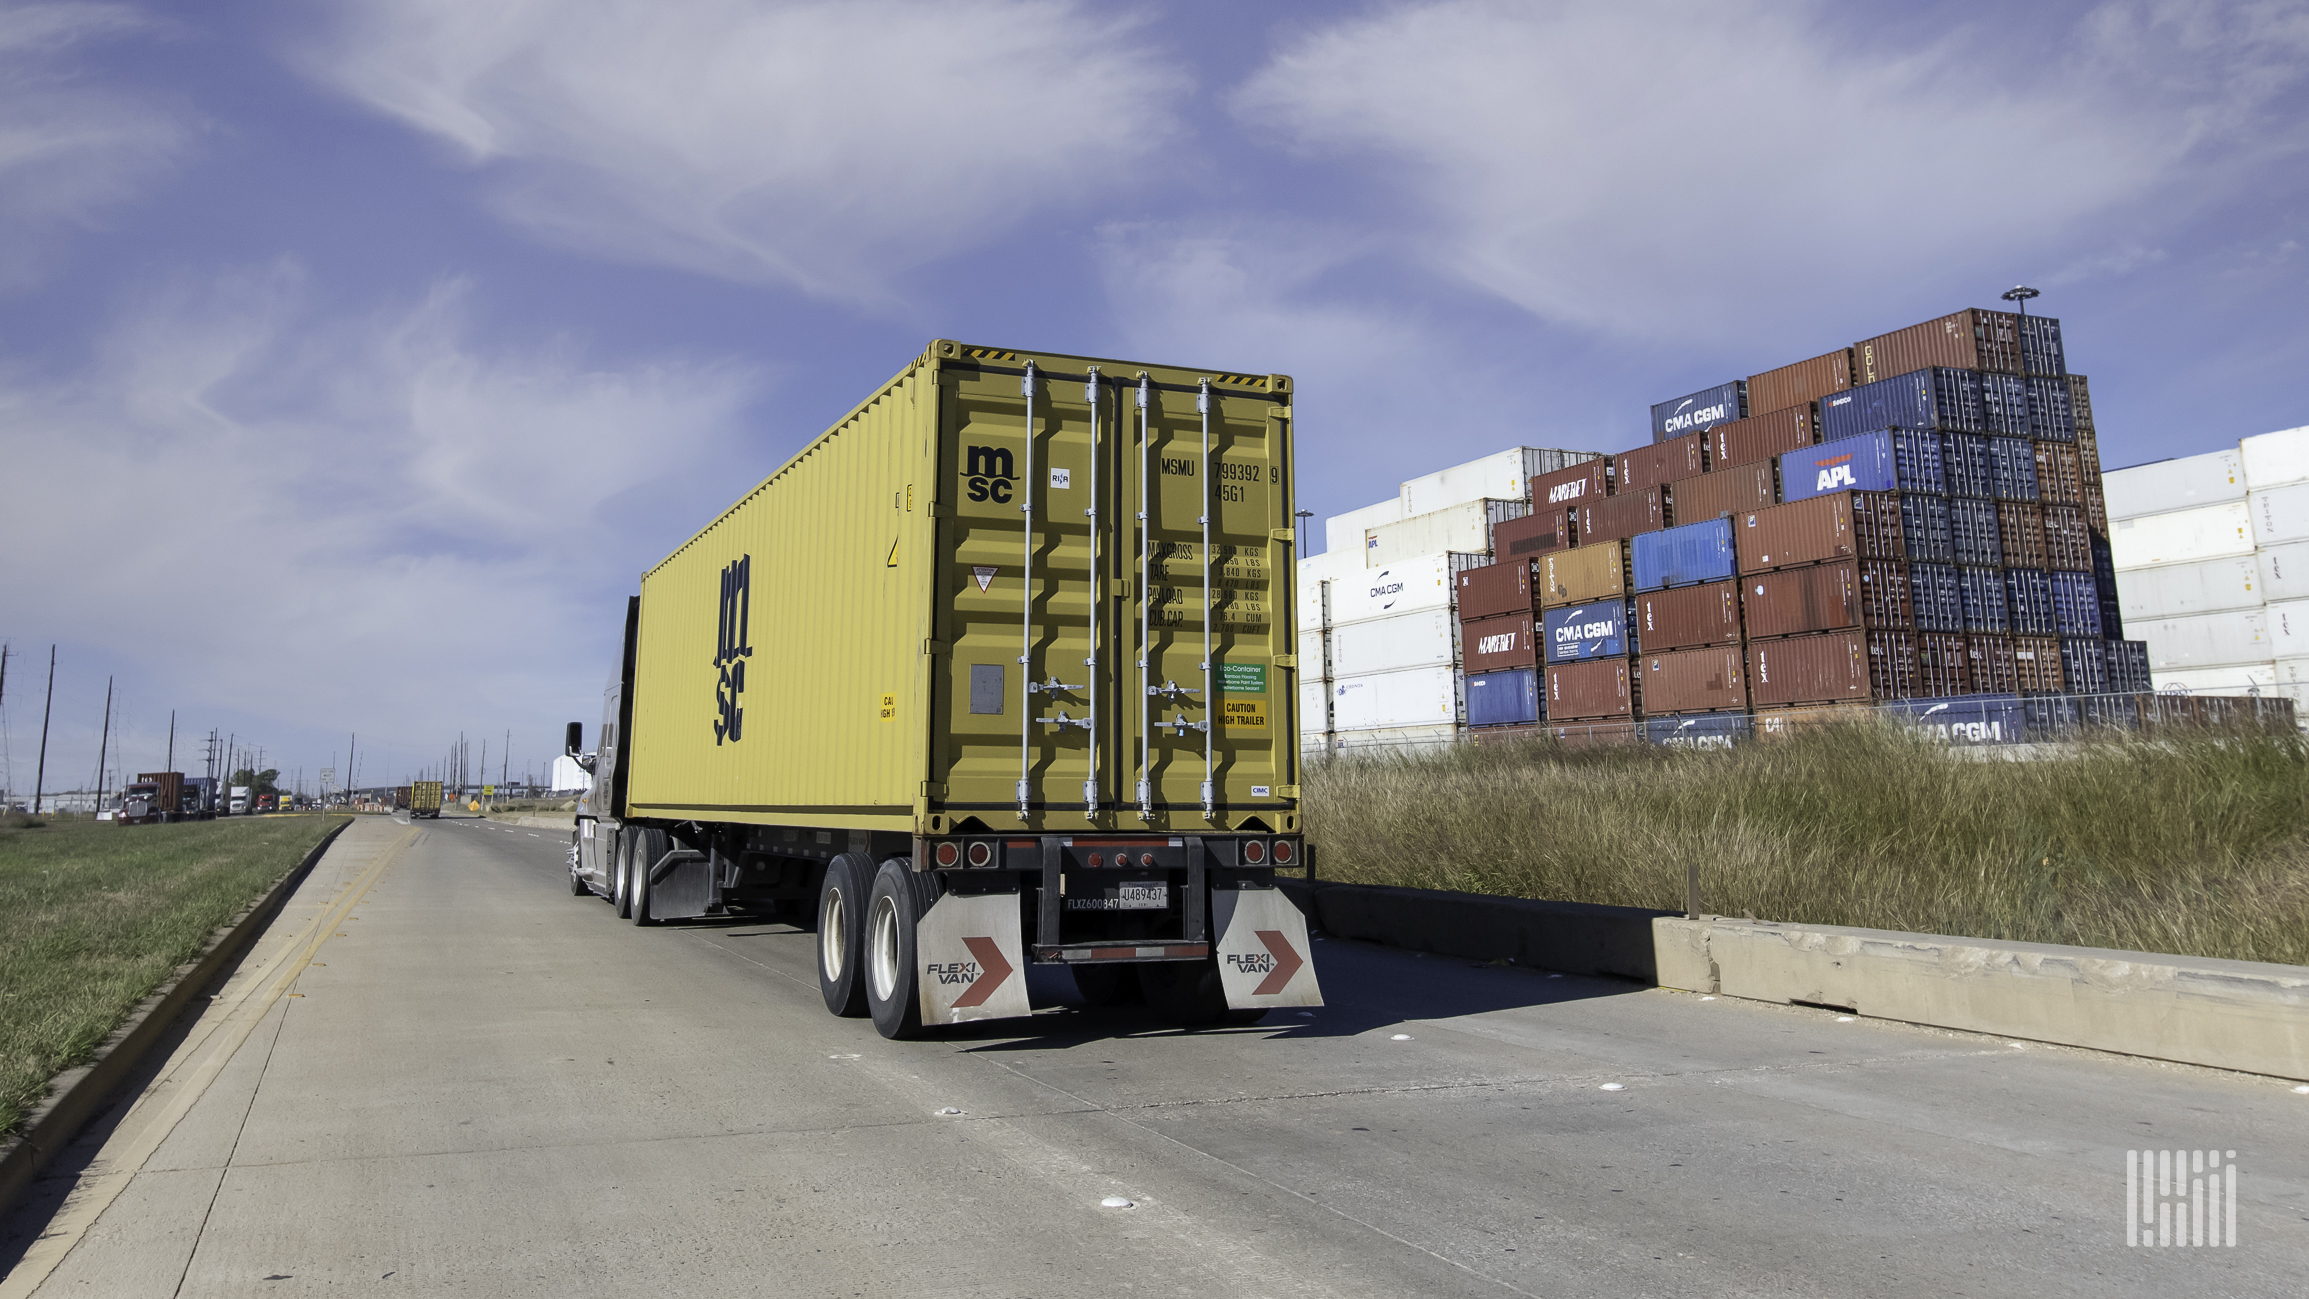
left=33, top=646, right=54, bottom=815
left=94, top=677, right=114, bottom=813
left=166, top=709, right=176, bottom=773
left=502, top=729, right=510, bottom=803
left=346, top=733, right=355, bottom=806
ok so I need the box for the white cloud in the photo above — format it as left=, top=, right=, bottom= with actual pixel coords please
left=0, top=2, right=191, bottom=289
left=301, top=0, right=1189, bottom=305
left=0, top=262, right=762, bottom=788
left=1233, top=0, right=2309, bottom=343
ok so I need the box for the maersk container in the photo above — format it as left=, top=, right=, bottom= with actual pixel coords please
left=1364, top=498, right=1530, bottom=567
left=1650, top=380, right=1746, bottom=442
left=1326, top=498, right=1401, bottom=555
left=2025, top=376, right=2075, bottom=442
left=1631, top=517, right=1736, bottom=592
left=1879, top=693, right=2023, bottom=745
left=1958, top=565, right=2009, bottom=633
left=1544, top=600, right=1636, bottom=663
left=1402, top=447, right=1601, bottom=518
left=2136, top=609, right=2271, bottom=670
left=1330, top=607, right=1456, bottom=676
left=1466, top=667, right=1541, bottom=727
left=1639, top=646, right=1747, bottom=715
left=1780, top=429, right=1945, bottom=502
left=2240, top=425, right=2309, bottom=490
left=2005, top=568, right=2058, bottom=636
left=1900, top=493, right=1955, bottom=564
left=2258, top=541, right=2309, bottom=601
left=1329, top=552, right=1455, bottom=624
left=1818, top=368, right=1984, bottom=440
left=2048, top=572, right=2103, bottom=637
left=1942, top=433, right=1993, bottom=499
left=1644, top=711, right=1751, bottom=749
left=2107, top=501, right=2253, bottom=570
left=1747, top=349, right=1853, bottom=416
left=1988, top=437, right=2039, bottom=501
left=1949, top=496, right=2001, bottom=567
left=2102, top=449, right=2244, bottom=521
left=2018, top=315, right=2066, bottom=377
left=2248, top=482, right=2309, bottom=549
left=1909, top=562, right=1963, bottom=633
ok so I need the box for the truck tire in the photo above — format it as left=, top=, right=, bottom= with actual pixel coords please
left=1071, top=964, right=1143, bottom=1007
left=818, top=853, right=874, bottom=1017
left=568, top=839, right=589, bottom=896
left=864, top=860, right=943, bottom=1040
left=613, top=833, right=634, bottom=919
left=1140, top=957, right=1230, bottom=1027
left=630, top=829, right=661, bottom=926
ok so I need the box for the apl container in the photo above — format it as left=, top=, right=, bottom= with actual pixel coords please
left=1747, top=349, right=1853, bottom=417
left=1988, top=437, right=2039, bottom=501
left=2048, top=572, right=2102, bottom=637
left=1650, top=380, right=1746, bottom=442
left=1639, top=646, right=1747, bottom=715
left=1543, top=600, right=1636, bottom=664
left=1538, top=541, right=1629, bottom=608
left=1460, top=611, right=1538, bottom=673
left=1455, top=559, right=1535, bottom=619
left=1949, top=496, right=2001, bottom=566
left=2006, top=568, right=2058, bottom=636
left=1780, top=429, right=1946, bottom=502
left=1577, top=489, right=1665, bottom=545
left=1634, top=580, right=1741, bottom=650
left=1546, top=658, right=1637, bottom=721
left=1943, top=433, right=1993, bottom=498
left=1741, top=559, right=1909, bottom=639
left=1909, top=562, right=1963, bottom=633
left=1854, top=309, right=2021, bottom=382
left=2026, top=376, right=2075, bottom=441
left=1899, top=493, right=1954, bottom=564
left=1491, top=508, right=1574, bottom=560
left=1670, top=461, right=1777, bottom=522
left=1747, top=631, right=1871, bottom=706
left=1465, top=667, right=1541, bottom=727
left=1957, top=565, right=2008, bottom=633
left=1820, top=369, right=1985, bottom=441
left=1707, top=403, right=1816, bottom=471
left=1631, top=517, right=1736, bottom=592
left=1619, top=434, right=1708, bottom=492
left=1644, top=711, right=1752, bottom=749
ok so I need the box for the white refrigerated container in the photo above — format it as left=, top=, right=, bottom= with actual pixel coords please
left=2114, top=555, right=2261, bottom=621
left=2107, top=500, right=2252, bottom=570
left=2102, top=448, right=2244, bottom=521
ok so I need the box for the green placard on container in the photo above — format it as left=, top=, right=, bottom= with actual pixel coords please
left=1218, top=663, right=1268, bottom=694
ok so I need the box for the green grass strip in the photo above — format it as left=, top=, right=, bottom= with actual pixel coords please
left=0, top=814, right=350, bottom=1136
left=1304, top=724, right=2309, bottom=968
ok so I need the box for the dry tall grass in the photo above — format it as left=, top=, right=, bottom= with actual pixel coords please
left=1302, top=723, right=2309, bottom=967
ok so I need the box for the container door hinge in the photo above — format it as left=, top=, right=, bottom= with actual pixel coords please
left=921, top=781, right=946, bottom=798
left=1273, top=654, right=1297, bottom=668
left=1269, top=527, right=1295, bottom=542
left=1276, top=785, right=1301, bottom=799
left=921, top=639, right=949, bottom=656
left=1113, top=578, right=1133, bottom=597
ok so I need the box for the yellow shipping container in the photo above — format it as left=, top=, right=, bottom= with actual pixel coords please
left=1538, top=541, right=1629, bottom=608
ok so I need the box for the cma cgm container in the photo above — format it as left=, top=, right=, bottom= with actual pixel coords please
left=573, top=340, right=1319, bottom=1041
left=1546, top=658, right=1637, bottom=721
left=1650, top=380, right=1746, bottom=442
left=1543, top=600, right=1635, bottom=663
left=1707, top=404, right=1816, bottom=471
left=1747, top=349, right=1853, bottom=416
left=1639, top=646, right=1747, bottom=715
left=1780, top=430, right=1946, bottom=502
left=1618, top=434, right=1708, bottom=492
left=1646, top=711, right=1751, bottom=749
left=1741, top=559, right=1910, bottom=640
left=1329, top=553, right=1454, bottom=624
left=1820, top=368, right=1985, bottom=439
left=1490, top=507, right=1575, bottom=560
left=1632, top=517, right=1736, bottom=591
left=1577, top=489, right=1666, bottom=544
left=1455, top=559, right=1535, bottom=619
left=1853, top=308, right=2021, bottom=383
left=1539, top=541, right=1630, bottom=607
left=1634, top=581, right=1741, bottom=650
left=1466, top=667, right=1541, bottom=727
left=1670, top=461, right=1777, bottom=522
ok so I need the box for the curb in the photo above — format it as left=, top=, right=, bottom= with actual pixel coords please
left=1279, top=878, right=2309, bottom=1082
left=0, top=817, right=353, bottom=1214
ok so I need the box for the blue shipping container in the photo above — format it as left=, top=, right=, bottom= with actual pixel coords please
left=2026, top=375, right=2076, bottom=442
left=1878, top=693, right=2024, bottom=745
left=2060, top=637, right=2110, bottom=693
left=1819, top=367, right=1985, bottom=440
left=1899, top=492, right=1954, bottom=563
left=2018, top=316, right=2066, bottom=378
left=2006, top=568, right=2057, bottom=635
left=1949, top=496, right=2001, bottom=566
left=1780, top=430, right=1946, bottom=502
left=1988, top=437, right=2039, bottom=500
left=1466, top=667, right=1542, bottom=727
left=1958, top=565, right=2009, bottom=633
left=1909, top=563, right=1963, bottom=632
left=1943, top=433, right=1993, bottom=498
left=1631, top=517, right=1736, bottom=592
left=1980, top=373, right=2029, bottom=436
left=2108, top=639, right=2151, bottom=692
left=1650, top=380, right=1745, bottom=442
left=2049, top=572, right=2103, bottom=637
left=1543, top=600, right=1635, bottom=664
left=2091, top=534, right=2124, bottom=638
left=1644, top=711, right=1750, bottom=750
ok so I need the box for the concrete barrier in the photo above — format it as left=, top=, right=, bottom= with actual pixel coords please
left=1282, top=880, right=2309, bottom=1081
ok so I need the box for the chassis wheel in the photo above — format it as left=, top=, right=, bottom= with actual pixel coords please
left=630, top=829, right=661, bottom=926
left=1071, top=963, right=1143, bottom=1007
left=818, top=853, right=874, bottom=1017
left=864, top=861, right=943, bottom=1040
left=613, top=833, right=635, bottom=919
left=1141, top=958, right=1232, bottom=1026
left=568, top=839, right=589, bottom=896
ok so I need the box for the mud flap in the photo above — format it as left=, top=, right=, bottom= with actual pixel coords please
left=1212, top=887, right=1323, bottom=1010
left=915, top=891, right=1031, bottom=1026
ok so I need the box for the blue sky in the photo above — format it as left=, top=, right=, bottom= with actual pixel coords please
left=3, top=0, right=2305, bottom=796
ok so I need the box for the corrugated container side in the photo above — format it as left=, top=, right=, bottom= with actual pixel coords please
left=1618, top=433, right=1709, bottom=492
left=1542, top=600, right=1636, bottom=664
left=1364, top=497, right=1532, bottom=567
left=1669, top=461, right=1777, bottom=522
left=2042, top=504, right=2093, bottom=571
left=2102, top=450, right=2244, bottom=521
left=1400, top=447, right=1554, bottom=517
left=1908, top=562, right=1964, bottom=633
left=1466, top=667, right=1541, bottom=727
left=1634, top=580, right=1742, bottom=650
left=2106, top=500, right=2253, bottom=569
left=1460, top=610, right=1538, bottom=673
left=2258, top=540, right=2309, bottom=601
left=1491, top=508, right=1574, bottom=560
left=1853, top=491, right=1907, bottom=561
left=1645, top=711, right=1753, bottom=748
left=1707, top=403, right=1816, bottom=470
left=2268, top=598, right=2309, bottom=659
left=2240, top=425, right=2309, bottom=491
left=1740, top=559, right=1910, bottom=639
left=1899, top=493, right=1955, bottom=564
left=1967, top=634, right=2019, bottom=694
left=1753, top=700, right=1873, bottom=737
left=1650, top=381, right=1746, bottom=442
left=2106, top=639, right=2152, bottom=692
left=1539, top=540, right=1630, bottom=608
left=1747, top=349, right=1853, bottom=416
left=2066, top=374, right=2096, bottom=433
left=1748, top=630, right=1872, bottom=706
left=1950, top=496, right=2002, bottom=567
left=1546, top=658, right=1637, bottom=721
left=2026, top=376, right=2076, bottom=441
left=2018, top=315, right=2066, bottom=377
left=1980, top=373, right=2030, bottom=437
left=1997, top=501, right=2048, bottom=568
left=1958, top=565, right=2009, bottom=633
left=2248, top=481, right=2309, bottom=548
left=2091, top=535, right=2124, bottom=638
left=2082, top=481, right=2109, bottom=535
left=1853, top=309, right=2020, bottom=382
left=1639, top=646, right=1748, bottom=715
left=2006, top=568, right=2058, bottom=636
left=1821, top=367, right=1986, bottom=440
left=1988, top=437, right=2040, bottom=501
left=1455, top=559, right=1535, bottom=619
left=1327, top=498, right=1403, bottom=556
left=1331, top=608, right=1457, bottom=675
left=2048, top=572, right=2103, bottom=637
left=2013, top=636, right=2066, bottom=693
left=1531, top=461, right=1611, bottom=510
left=1735, top=493, right=1856, bottom=572
left=2034, top=442, right=2083, bottom=505
left=1330, top=665, right=1462, bottom=732
left=1578, top=489, right=1666, bottom=544
left=2136, top=608, right=2272, bottom=670
left=1331, top=553, right=1454, bottom=623
left=1915, top=632, right=1970, bottom=696
left=1781, top=429, right=1946, bottom=501
left=1631, top=517, right=1737, bottom=592
left=1943, top=433, right=1993, bottom=498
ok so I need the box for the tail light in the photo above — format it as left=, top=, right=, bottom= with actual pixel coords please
left=1271, top=839, right=1294, bottom=866
left=1140, top=852, right=1157, bottom=867
left=934, top=842, right=960, bottom=867
left=966, top=841, right=993, bottom=867
left=1242, top=839, right=1267, bottom=865
left=1087, top=852, right=1105, bottom=867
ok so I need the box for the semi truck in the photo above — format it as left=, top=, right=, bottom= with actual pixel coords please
left=117, top=772, right=186, bottom=825
left=567, top=340, right=1319, bottom=1038
left=408, top=780, right=444, bottom=818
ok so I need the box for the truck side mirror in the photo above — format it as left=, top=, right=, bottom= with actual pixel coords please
left=565, top=721, right=583, bottom=755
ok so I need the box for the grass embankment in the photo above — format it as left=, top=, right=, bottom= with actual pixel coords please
left=0, top=814, right=348, bottom=1136
left=1302, top=725, right=2309, bottom=967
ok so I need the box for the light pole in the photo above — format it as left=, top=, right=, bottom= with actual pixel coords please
left=2001, top=284, right=2040, bottom=318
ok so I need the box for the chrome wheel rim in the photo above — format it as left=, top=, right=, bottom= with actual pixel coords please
left=821, top=889, right=847, bottom=980
left=868, top=895, right=902, bottom=1004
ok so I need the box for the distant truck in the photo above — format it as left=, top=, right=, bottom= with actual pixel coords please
left=408, top=780, right=444, bottom=818
left=568, top=340, right=1320, bottom=1039
left=117, top=772, right=185, bottom=825
left=229, top=786, right=250, bottom=815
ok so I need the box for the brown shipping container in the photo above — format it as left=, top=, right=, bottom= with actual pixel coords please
left=1747, top=630, right=1871, bottom=706
left=1735, top=494, right=1854, bottom=572
left=1531, top=460, right=1610, bottom=511
left=1916, top=632, right=1970, bottom=697
left=1854, top=308, right=2021, bottom=384
left=1866, top=631, right=1918, bottom=699
left=1617, top=433, right=1708, bottom=493
left=1538, top=541, right=1629, bottom=608
left=1455, top=559, right=1535, bottom=619
left=1634, top=580, right=1741, bottom=651
left=2013, top=636, right=2066, bottom=692
left=1747, top=349, right=1853, bottom=416
left=2083, top=481, right=2108, bottom=535
left=2075, top=426, right=2102, bottom=478
left=1741, top=558, right=1910, bottom=639
left=1852, top=490, right=1907, bottom=561
left=1967, top=635, right=2019, bottom=694
left=1707, top=403, right=1817, bottom=471
left=1461, top=611, right=1538, bottom=673
left=2042, top=504, right=2092, bottom=572
left=1639, top=646, right=1748, bottom=715
left=1491, top=508, right=1574, bottom=559
left=1578, top=488, right=1665, bottom=544
left=1669, top=461, right=1776, bottom=522
left=1997, top=502, right=2048, bottom=569
left=2035, top=441, right=2083, bottom=504
left=1546, top=658, right=1637, bottom=721
left=2066, top=374, right=2096, bottom=434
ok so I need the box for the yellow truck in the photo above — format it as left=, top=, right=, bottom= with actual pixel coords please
left=568, top=340, right=1319, bottom=1038
left=408, top=780, right=443, bottom=819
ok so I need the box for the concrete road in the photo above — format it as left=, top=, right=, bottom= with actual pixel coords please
left=3, top=814, right=2303, bottom=1298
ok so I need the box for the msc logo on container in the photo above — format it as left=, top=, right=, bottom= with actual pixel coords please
left=962, top=445, right=1017, bottom=503
left=712, top=554, right=753, bottom=745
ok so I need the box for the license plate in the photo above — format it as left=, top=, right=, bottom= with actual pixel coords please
left=1063, top=881, right=1169, bottom=912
